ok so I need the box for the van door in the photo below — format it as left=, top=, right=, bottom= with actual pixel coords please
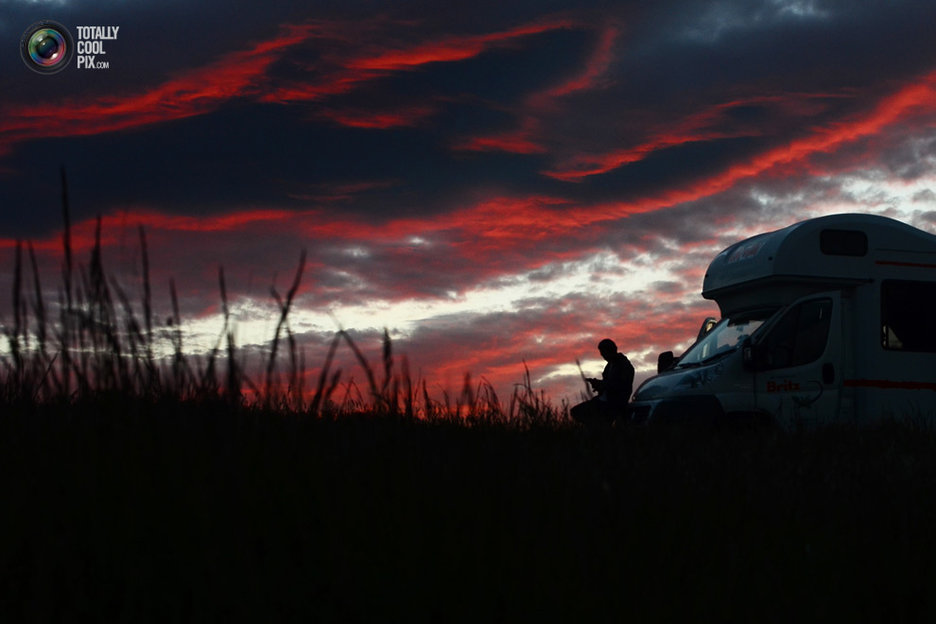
left=753, top=292, right=842, bottom=428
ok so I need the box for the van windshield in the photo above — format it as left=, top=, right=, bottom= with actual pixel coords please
left=676, top=311, right=773, bottom=367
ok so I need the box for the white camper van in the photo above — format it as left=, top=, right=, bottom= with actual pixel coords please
left=630, top=213, right=936, bottom=429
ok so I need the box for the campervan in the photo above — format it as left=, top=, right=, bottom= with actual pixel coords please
left=630, top=213, right=936, bottom=429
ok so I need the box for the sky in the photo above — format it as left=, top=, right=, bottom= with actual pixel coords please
left=2, top=0, right=936, bottom=406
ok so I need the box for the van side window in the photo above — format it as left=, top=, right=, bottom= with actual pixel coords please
left=762, top=299, right=833, bottom=369
left=820, top=229, right=867, bottom=256
left=882, top=281, right=936, bottom=352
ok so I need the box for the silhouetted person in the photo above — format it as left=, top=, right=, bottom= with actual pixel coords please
left=571, top=338, right=635, bottom=427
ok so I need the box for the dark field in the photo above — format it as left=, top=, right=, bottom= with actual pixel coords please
left=2, top=403, right=936, bottom=623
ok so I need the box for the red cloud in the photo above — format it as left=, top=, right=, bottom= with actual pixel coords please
left=258, top=17, right=577, bottom=109
left=0, top=208, right=307, bottom=257
left=453, top=130, right=547, bottom=155
left=350, top=18, right=577, bottom=71
left=451, top=23, right=620, bottom=156
left=287, top=179, right=400, bottom=203
left=256, top=74, right=375, bottom=105
left=544, top=23, right=619, bottom=98
left=320, top=104, right=437, bottom=129
left=296, top=195, right=583, bottom=252
left=545, top=74, right=936, bottom=182
left=543, top=95, right=793, bottom=181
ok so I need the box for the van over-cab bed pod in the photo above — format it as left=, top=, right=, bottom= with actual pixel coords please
left=702, top=213, right=936, bottom=317
left=631, top=213, right=936, bottom=428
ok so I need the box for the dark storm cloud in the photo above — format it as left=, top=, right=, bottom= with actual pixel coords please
left=0, top=5, right=593, bottom=236
left=4, top=0, right=936, bottom=240
left=872, top=128, right=936, bottom=182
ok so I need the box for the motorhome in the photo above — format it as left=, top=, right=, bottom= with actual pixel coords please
left=630, top=213, right=936, bottom=429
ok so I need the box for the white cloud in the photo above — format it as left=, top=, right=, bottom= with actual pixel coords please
left=171, top=249, right=682, bottom=354
left=679, top=0, right=830, bottom=43
left=771, top=0, right=830, bottom=19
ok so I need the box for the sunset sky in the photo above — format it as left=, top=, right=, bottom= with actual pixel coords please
left=2, top=0, right=936, bottom=404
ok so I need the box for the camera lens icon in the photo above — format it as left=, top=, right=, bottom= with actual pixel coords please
left=21, top=21, right=74, bottom=74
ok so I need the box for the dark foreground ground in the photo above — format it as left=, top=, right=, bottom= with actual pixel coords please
left=2, top=402, right=935, bottom=623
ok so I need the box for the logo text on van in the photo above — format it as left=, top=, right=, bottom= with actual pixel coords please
left=727, top=240, right=765, bottom=264
left=767, top=380, right=800, bottom=393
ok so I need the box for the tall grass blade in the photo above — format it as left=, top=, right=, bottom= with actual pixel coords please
left=266, top=250, right=306, bottom=405
left=310, top=332, right=341, bottom=417
left=338, top=330, right=380, bottom=408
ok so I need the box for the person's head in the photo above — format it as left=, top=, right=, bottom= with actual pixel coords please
left=597, top=338, right=617, bottom=361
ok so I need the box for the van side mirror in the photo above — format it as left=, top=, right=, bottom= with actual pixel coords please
left=657, top=351, right=677, bottom=373
left=742, top=338, right=767, bottom=371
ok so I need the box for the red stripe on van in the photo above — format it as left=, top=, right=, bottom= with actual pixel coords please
left=844, top=379, right=936, bottom=391
left=875, top=260, right=936, bottom=269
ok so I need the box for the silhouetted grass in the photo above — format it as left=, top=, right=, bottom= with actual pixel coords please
left=1, top=171, right=565, bottom=425
left=3, top=177, right=936, bottom=621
